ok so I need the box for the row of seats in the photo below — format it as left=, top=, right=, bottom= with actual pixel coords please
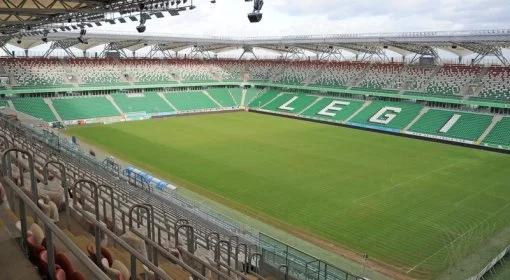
left=11, top=98, right=57, bottom=122
left=112, top=92, right=174, bottom=114
left=2, top=58, right=510, bottom=101
left=478, top=67, right=510, bottom=101
left=253, top=92, right=510, bottom=146
left=164, top=91, right=219, bottom=111
left=52, top=96, right=120, bottom=121
left=483, top=117, right=510, bottom=147
left=408, top=109, right=493, bottom=141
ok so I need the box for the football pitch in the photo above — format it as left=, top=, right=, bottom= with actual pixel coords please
left=67, top=112, right=510, bottom=279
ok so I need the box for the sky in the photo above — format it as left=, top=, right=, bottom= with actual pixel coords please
left=88, top=0, right=510, bottom=37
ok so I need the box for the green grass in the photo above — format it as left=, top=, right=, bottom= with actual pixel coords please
left=66, top=112, right=510, bottom=279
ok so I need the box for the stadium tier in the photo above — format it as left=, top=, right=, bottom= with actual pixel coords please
left=207, top=88, right=237, bottom=107
left=2, top=58, right=510, bottom=103
left=348, top=101, right=424, bottom=130
left=483, top=117, right=510, bottom=148
left=408, top=109, right=493, bottom=141
left=262, top=93, right=318, bottom=113
left=228, top=88, right=244, bottom=106
left=163, top=91, right=219, bottom=111
left=111, top=92, right=174, bottom=113
left=478, top=67, right=510, bottom=101
left=300, top=97, right=365, bottom=121
left=11, top=97, right=57, bottom=122
left=52, top=96, right=120, bottom=120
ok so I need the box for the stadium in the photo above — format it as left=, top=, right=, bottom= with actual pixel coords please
left=0, top=1, right=509, bottom=280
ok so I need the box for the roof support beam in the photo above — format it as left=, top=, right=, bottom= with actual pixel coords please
left=146, top=44, right=175, bottom=58
left=101, top=40, right=142, bottom=58
left=239, top=46, right=257, bottom=60
left=458, top=42, right=508, bottom=66
left=43, top=39, right=79, bottom=58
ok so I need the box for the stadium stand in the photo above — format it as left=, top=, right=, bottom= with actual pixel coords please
left=3, top=58, right=68, bottom=88
left=172, top=60, right=216, bottom=82
left=244, top=88, right=263, bottom=106
left=52, top=96, right=120, bottom=120
left=408, top=109, right=493, bottom=141
left=228, top=88, right=244, bottom=106
left=215, top=60, right=245, bottom=81
left=274, top=61, right=321, bottom=85
left=11, top=98, right=57, bottom=122
left=69, top=59, right=127, bottom=86
left=357, top=63, right=404, bottom=91
left=348, top=101, right=424, bottom=130
left=483, top=117, right=510, bottom=147
left=207, top=88, right=237, bottom=107
left=300, top=98, right=365, bottom=121
left=425, top=65, right=482, bottom=97
left=478, top=67, right=510, bottom=101
left=262, top=93, right=318, bottom=113
left=311, top=62, right=368, bottom=88
left=121, top=59, right=178, bottom=84
left=111, top=92, right=174, bottom=113
left=248, top=89, right=279, bottom=107
left=246, top=60, right=278, bottom=81
left=395, top=65, right=437, bottom=91
left=164, top=91, right=219, bottom=111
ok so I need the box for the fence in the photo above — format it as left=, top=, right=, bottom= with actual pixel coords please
left=259, top=234, right=363, bottom=280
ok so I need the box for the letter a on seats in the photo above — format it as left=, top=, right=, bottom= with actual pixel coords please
left=439, top=114, right=461, bottom=133
left=369, top=107, right=402, bottom=124
left=279, top=96, right=299, bottom=111
left=318, top=101, right=350, bottom=117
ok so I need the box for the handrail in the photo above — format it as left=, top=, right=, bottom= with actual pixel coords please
left=72, top=185, right=173, bottom=280
left=43, top=160, right=70, bottom=228
left=131, top=228, right=254, bottom=280
left=0, top=175, right=110, bottom=280
left=72, top=179, right=102, bottom=264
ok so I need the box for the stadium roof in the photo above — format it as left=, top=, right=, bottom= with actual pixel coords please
left=0, top=0, right=197, bottom=35
left=2, top=29, right=510, bottom=64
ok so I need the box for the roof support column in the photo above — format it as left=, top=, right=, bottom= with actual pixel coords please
left=239, top=46, right=257, bottom=60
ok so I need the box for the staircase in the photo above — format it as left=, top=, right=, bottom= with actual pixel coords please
left=345, top=100, right=372, bottom=123
left=157, top=92, right=178, bottom=111
left=44, top=98, right=63, bottom=122
left=105, top=95, right=124, bottom=115
left=404, top=107, right=430, bottom=131
left=202, top=90, right=223, bottom=107
left=477, top=114, right=503, bottom=143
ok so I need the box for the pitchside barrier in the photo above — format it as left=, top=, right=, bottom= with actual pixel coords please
left=467, top=245, right=510, bottom=280
left=259, top=233, right=362, bottom=280
left=11, top=113, right=364, bottom=280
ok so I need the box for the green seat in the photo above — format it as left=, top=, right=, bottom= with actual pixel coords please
left=300, top=98, right=364, bottom=121
left=409, top=109, right=493, bottom=141
left=164, top=91, right=218, bottom=111
left=207, top=88, right=237, bottom=107
left=262, top=93, right=318, bottom=114
left=52, top=96, right=120, bottom=120
left=12, top=98, right=57, bottom=122
left=348, top=101, right=423, bottom=130
left=112, top=93, right=174, bottom=114
left=483, top=117, right=510, bottom=147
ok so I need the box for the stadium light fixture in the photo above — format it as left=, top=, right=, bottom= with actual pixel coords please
left=246, top=0, right=263, bottom=23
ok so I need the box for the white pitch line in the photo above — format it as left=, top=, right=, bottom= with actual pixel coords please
left=406, top=201, right=510, bottom=274
left=354, top=161, right=462, bottom=203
